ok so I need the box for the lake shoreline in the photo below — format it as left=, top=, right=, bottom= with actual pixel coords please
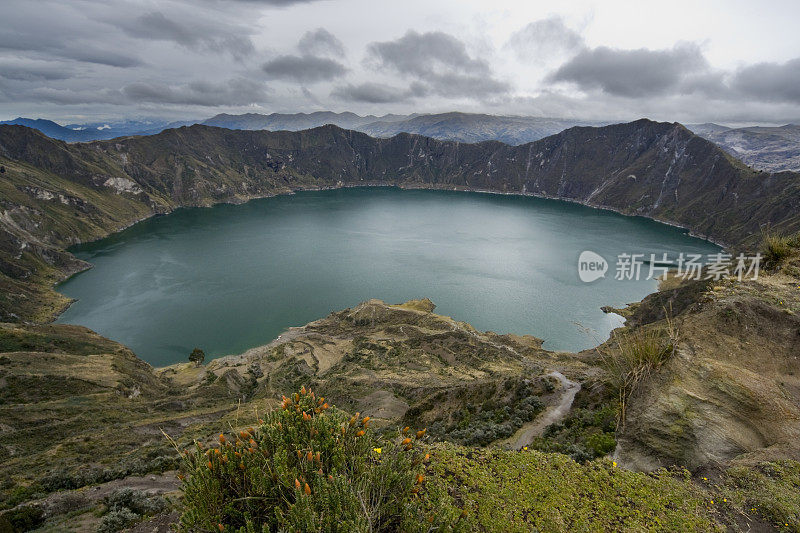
left=53, top=185, right=719, bottom=366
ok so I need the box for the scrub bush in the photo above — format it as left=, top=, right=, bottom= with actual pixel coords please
left=177, top=387, right=463, bottom=532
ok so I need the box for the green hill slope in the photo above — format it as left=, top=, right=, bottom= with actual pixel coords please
left=1, top=120, right=798, bottom=322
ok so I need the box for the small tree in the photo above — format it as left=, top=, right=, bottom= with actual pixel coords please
left=188, top=348, right=205, bottom=366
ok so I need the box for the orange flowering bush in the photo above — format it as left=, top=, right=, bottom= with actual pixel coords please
left=177, top=387, right=457, bottom=532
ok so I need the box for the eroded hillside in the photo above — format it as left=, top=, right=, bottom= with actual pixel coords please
left=613, top=246, right=800, bottom=471
left=0, top=297, right=592, bottom=529
left=2, top=238, right=800, bottom=530
left=1, top=121, right=800, bottom=530
left=1, top=119, right=799, bottom=322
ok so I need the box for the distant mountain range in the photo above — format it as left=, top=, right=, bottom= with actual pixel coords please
left=0, top=118, right=101, bottom=142
left=196, top=112, right=607, bottom=146
left=357, top=112, right=605, bottom=145
left=0, top=117, right=189, bottom=142
left=1, top=112, right=604, bottom=146
left=687, top=123, right=800, bottom=172
left=201, top=111, right=407, bottom=131
left=6, top=113, right=800, bottom=173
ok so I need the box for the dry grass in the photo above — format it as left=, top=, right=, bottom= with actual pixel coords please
left=760, top=229, right=799, bottom=269
left=600, top=313, right=679, bottom=428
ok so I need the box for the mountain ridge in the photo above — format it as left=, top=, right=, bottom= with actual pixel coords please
left=0, top=118, right=798, bottom=323
left=2, top=119, right=800, bottom=531
left=2, top=111, right=605, bottom=146
left=10, top=112, right=800, bottom=174
left=690, top=123, right=800, bottom=172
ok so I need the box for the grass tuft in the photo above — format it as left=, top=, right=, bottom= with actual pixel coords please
left=600, top=315, right=678, bottom=427
left=760, top=229, right=799, bottom=269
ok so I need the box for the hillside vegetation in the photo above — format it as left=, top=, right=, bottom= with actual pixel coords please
left=1, top=119, right=799, bottom=322
left=1, top=122, right=800, bottom=531
left=2, top=233, right=800, bottom=530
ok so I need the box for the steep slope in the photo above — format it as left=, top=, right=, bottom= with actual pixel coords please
left=0, top=298, right=587, bottom=527
left=693, top=123, right=800, bottom=172
left=1, top=119, right=799, bottom=322
left=4, top=290, right=799, bottom=531
left=186, top=298, right=589, bottom=446
left=613, top=262, right=800, bottom=472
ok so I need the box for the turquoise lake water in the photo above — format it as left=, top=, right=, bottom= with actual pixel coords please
left=56, top=187, right=720, bottom=366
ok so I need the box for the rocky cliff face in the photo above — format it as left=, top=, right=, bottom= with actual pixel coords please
left=0, top=119, right=798, bottom=322
left=612, top=260, right=800, bottom=471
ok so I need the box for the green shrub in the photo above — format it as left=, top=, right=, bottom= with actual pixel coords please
left=38, top=448, right=178, bottom=494
left=1, top=504, right=44, bottom=531
left=189, top=348, right=205, bottom=366
left=104, top=488, right=166, bottom=516
left=424, top=445, right=721, bottom=531
left=721, top=461, right=800, bottom=530
left=176, top=387, right=463, bottom=532
left=585, top=432, right=617, bottom=456
left=532, top=403, right=618, bottom=461
left=407, top=378, right=546, bottom=447
left=96, top=488, right=167, bottom=533
left=431, top=395, right=545, bottom=447
left=97, top=507, right=139, bottom=533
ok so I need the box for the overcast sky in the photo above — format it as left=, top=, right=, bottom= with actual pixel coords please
left=2, top=0, right=800, bottom=125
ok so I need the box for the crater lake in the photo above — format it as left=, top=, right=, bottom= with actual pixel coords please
left=56, top=187, right=720, bottom=366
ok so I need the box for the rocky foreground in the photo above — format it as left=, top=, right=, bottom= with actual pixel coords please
left=1, top=243, right=799, bottom=530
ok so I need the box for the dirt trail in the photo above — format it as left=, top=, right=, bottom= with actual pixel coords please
left=507, top=371, right=581, bottom=450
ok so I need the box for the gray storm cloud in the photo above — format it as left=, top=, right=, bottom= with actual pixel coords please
left=361, top=30, right=509, bottom=100
left=331, top=82, right=426, bottom=104
left=122, top=78, right=269, bottom=106
left=298, top=28, right=346, bottom=57
left=731, top=58, right=800, bottom=105
left=1, top=0, right=799, bottom=123
left=549, top=44, right=710, bottom=98
left=115, top=11, right=255, bottom=59
left=262, top=55, right=347, bottom=83
left=262, top=29, right=348, bottom=83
